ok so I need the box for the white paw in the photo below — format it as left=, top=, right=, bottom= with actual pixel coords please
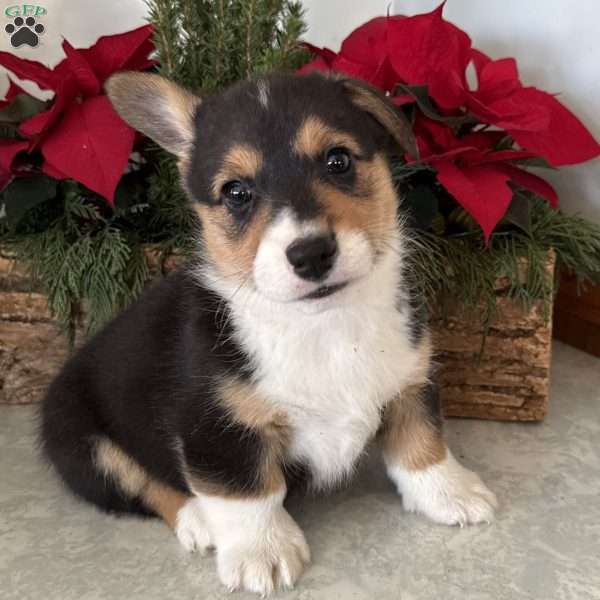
left=216, top=508, right=310, bottom=596
left=175, top=497, right=212, bottom=554
left=389, top=451, right=498, bottom=526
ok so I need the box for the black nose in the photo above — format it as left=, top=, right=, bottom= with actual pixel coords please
left=285, top=234, right=338, bottom=281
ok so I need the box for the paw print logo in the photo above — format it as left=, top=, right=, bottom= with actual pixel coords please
left=5, top=16, right=45, bottom=48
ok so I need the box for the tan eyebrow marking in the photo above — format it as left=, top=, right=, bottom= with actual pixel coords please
left=211, top=143, right=263, bottom=198
left=293, top=115, right=362, bottom=159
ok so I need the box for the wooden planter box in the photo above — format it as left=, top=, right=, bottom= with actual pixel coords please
left=1, top=253, right=554, bottom=420
left=431, top=297, right=552, bottom=422
left=554, top=269, right=600, bottom=358
left=0, top=256, right=73, bottom=404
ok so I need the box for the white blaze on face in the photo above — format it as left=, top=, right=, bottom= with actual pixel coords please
left=252, top=209, right=375, bottom=303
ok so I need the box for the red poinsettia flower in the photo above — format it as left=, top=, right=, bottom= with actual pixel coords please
left=300, top=19, right=397, bottom=91
left=301, top=2, right=600, bottom=239
left=466, top=49, right=600, bottom=166
left=302, top=4, right=471, bottom=107
left=0, top=25, right=154, bottom=203
left=386, top=3, right=471, bottom=109
left=414, top=117, right=558, bottom=240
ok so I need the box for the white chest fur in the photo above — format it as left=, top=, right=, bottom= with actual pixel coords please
left=211, top=246, right=423, bottom=489
left=257, top=302, right=418, bottom=489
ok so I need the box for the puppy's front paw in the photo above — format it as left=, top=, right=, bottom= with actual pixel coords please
left=175, top=497, right=212, bottom=554
left=389, top=451, right=498, bottom=526
left=216, top=508, right=310, bottom=595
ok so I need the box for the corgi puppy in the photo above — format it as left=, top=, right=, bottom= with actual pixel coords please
left=40, top=72, right=497, bottom=596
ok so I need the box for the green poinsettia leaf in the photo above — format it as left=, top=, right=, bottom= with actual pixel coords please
left=504, top=188, right=532, bottom=233
left=495, top=135, right=514, bottom=151
left=0, top=94, right=50, bottom=124
left=510, top=156, right=557, bottom=170
left=2, top=175, right=58, bottom=228
left=396, top=83, right=445, bottom=121
left=396, top=83, right=477, bottom=128
left=0, top=122, right=22, bottom=139
left=404, top=184, right=439, bottom=230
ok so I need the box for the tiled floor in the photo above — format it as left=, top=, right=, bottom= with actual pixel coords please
left=1, top=342, right=599, bottom=600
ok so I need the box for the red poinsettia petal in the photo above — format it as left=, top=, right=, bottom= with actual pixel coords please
left=467, top=88, right=551, bottom=133
left=79, top=25, right=155, bottom=84
left=337, top=16, right=399, bottom=90
left=469, top=48, right=491, bottom=81
left=419, top=147, right=476, bottom=163
left=0, top=52, right=55, bottom=90
left=498, top=164, right=558, bottom=207
left=340, top=16, right=389, bottom=61
left=464, top=149, right=540, bottom=167
left=19, top=109, right=55, bottom=138
left=478, top=57, right=520, bottom=97
left=62, top=40, right=101, bottom=96
left=0, top=139, right=29, bottom=171
left=298, top=57, right=332, bottom=75
left=303, top=43, right=337, bottom=66
left=435, top=161, right=513, bottom=241
left=387, top=3, right=471, bottom=108
left=414, top=117, right=463, bottom=153
left=506, top=88, right=600, bottom=166
left=19, top=76, right=79, bottom=139
left=329, top=53, right=382, bottom=86
left=0, top=77, right=28, bottom=108
left=40, top=95, right=135, bottom=203
left=391, top=93, right=415, bottom=106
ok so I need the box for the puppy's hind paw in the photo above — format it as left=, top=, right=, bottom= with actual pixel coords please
left=175, top=497, right=212, bottom=554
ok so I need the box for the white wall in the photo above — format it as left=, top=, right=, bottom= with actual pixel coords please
left=1, top=0, right=598, bottom=222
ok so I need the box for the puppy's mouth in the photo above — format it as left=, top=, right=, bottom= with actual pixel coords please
left=300, top=282, right=348, bottom=300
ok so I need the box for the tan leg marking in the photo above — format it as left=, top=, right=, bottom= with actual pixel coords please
left=94, top=438, right=191, bottom=530
left=382, top=391, right=447, bottom=471
left=381, top=336, right=445, bottom=471
left=185, top=377, right=289, bottom=499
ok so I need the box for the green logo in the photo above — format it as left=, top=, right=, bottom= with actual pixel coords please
left=5, top=4, right=47, bottom=18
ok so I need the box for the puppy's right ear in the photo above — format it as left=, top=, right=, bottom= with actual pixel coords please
left=105, top=72, right=200, bottom=159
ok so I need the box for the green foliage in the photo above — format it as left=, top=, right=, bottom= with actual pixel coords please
left=2, top=185, right=149, bottom=339
left=406, top=196, right=600, bottom=329
left=146, top=0, right=308, bottom=90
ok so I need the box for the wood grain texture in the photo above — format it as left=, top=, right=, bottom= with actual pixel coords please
left=431, top=253, right=555, bottom=422
left=553, top=270, right=600, bottom=358
left=0, top=282, right=72, bottom=404
left=431, top=297, right=552, bottom=421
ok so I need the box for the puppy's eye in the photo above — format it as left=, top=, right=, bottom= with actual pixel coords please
left=326, top=147, right=352, bottom=174
left=221, top=180, right=253, bottom=211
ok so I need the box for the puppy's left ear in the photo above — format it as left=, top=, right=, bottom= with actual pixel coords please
left=105, top=71, right=200, bottom=160
left=341, top=78, right=418, bottom=159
